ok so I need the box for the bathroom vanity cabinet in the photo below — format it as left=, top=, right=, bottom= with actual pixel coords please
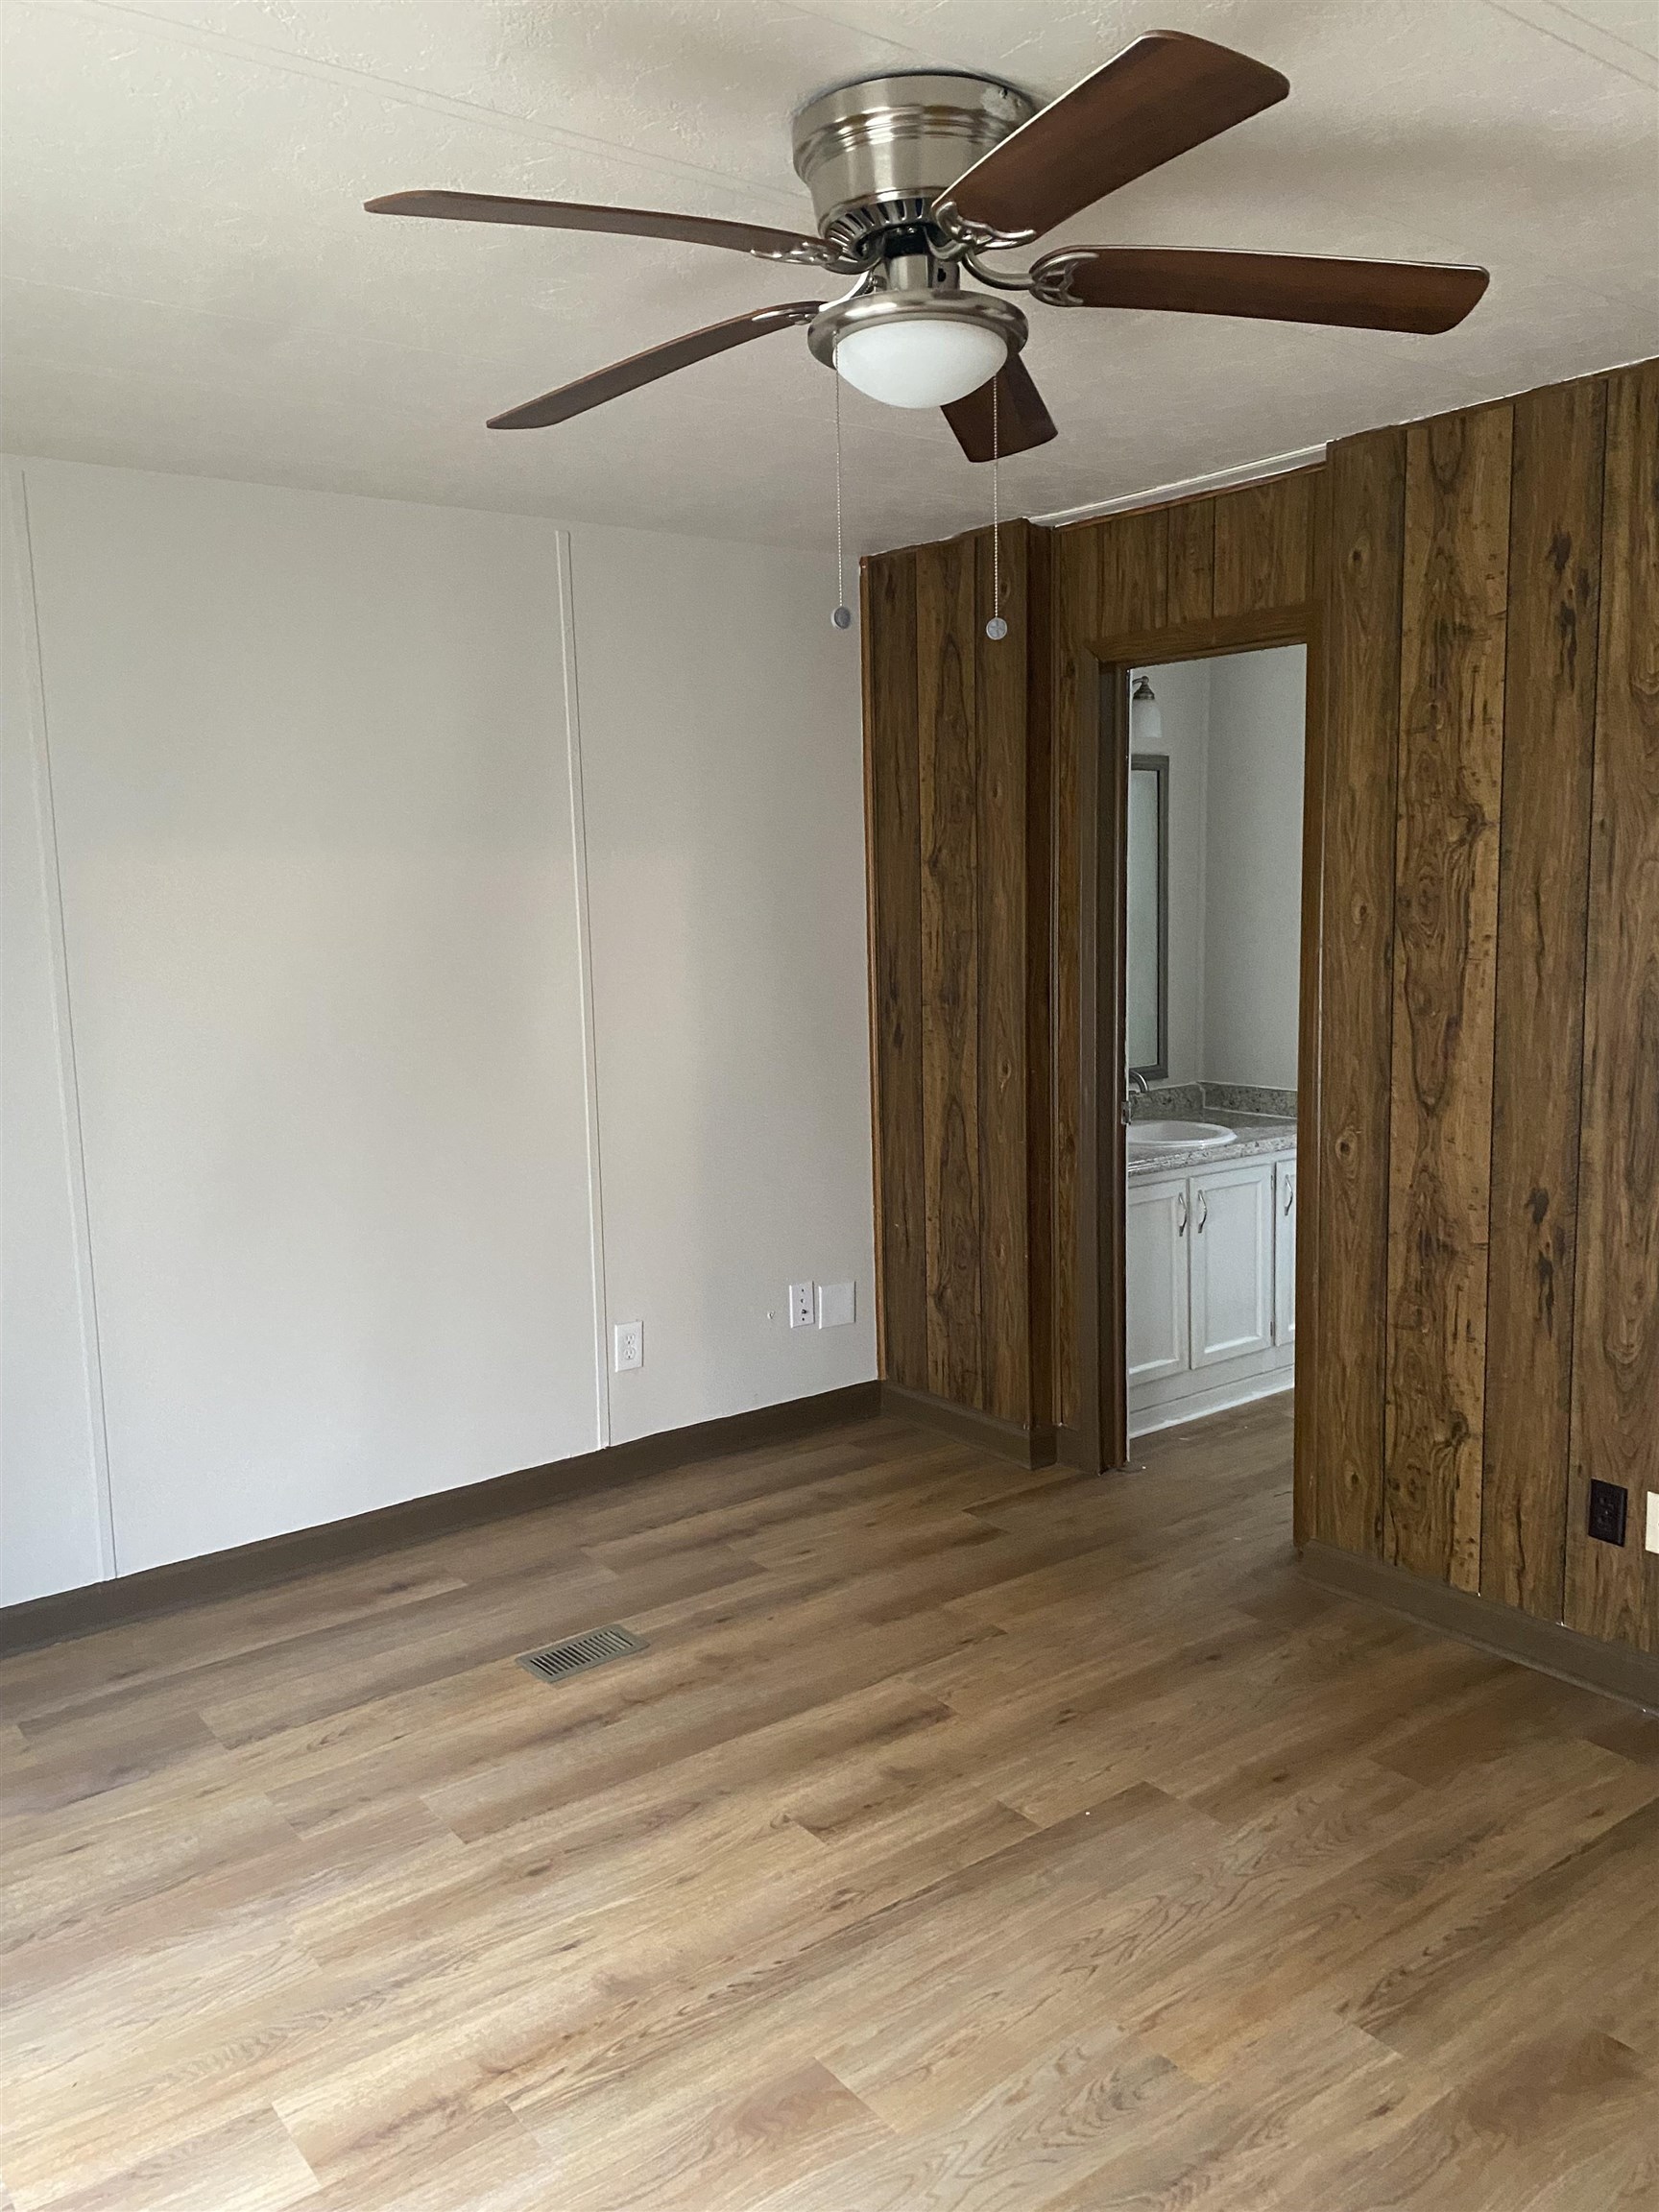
left=1126, top=1144, right=1296, bottom=1436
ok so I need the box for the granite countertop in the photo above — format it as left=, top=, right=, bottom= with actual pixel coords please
left=1126, top=1112, right=1297, bottom=1180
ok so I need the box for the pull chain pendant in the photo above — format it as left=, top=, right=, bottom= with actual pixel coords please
left=831, top=375, right=854, bottom=631
left=985, top=374, right=1008, bottom=642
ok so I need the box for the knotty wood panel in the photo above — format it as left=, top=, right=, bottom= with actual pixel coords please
left=1095, top=505, right=1171, bottom=637
left=1166, top=497, right=1215, bottom=627
left=1480, top=378, right=1605, bottom=1618
left=1313, top=428, right=1406, bottom=1555
left=976, top=525, right=1031, bottom=1423
left=1050, top=532, right=1089, bottom=1436
left=1384, top=406, right=1512, bottom=1590
left=862, top=550, right=926, bottom=1391
left=864, top=524, right=1049, bottom=1433
left=1022, top=524, right=1055, bottom=1439
left=916, top=534, right=983, bottom=1406
left=1565, top=360, right=1659, bottom=1655
left=1213, top=469, right=1314, bottom=617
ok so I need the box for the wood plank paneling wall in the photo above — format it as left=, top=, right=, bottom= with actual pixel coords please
left=862, top=356, right=1659, bottom=1657
left=1564, top=362, right=1659, bottom=1653
left=861, top=520, right=1052, bottom=1442
left=1318, top=361, right=1658, bottom=1654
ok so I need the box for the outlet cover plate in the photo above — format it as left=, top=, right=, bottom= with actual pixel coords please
left=1647, top=1491, right=1659, bottom=1555
left=1588, top=1479, right=1627, bottom=1547
left=613, top=1320, right=643, bottom=1373
left=788, top=1284, right=814, bottom=1330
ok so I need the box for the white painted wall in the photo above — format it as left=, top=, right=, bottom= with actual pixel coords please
left=2, top=481, right=113, bottom=1601
left=1126, top=645, right=1305, bottom=1098
left=571, top=527, right=875, bottom=1443
left=2, top=458, right=873, bottom=1599
left=1204, top=647, right=1307, bottom=1091
left=1130, top=660, right=1211, bottom=1088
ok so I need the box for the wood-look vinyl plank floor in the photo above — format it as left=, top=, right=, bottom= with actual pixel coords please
left=4, top=1397, right=1656, bottom=2209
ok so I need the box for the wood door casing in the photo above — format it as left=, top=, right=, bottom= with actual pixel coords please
left=1053, top=471, right=1318, bottom=1469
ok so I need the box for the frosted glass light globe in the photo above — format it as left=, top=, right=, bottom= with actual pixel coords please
left=834, top=317, right=1009, bottom=408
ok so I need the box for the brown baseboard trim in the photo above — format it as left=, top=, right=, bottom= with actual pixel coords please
left=0, top=1381, right=882, bottom=1658
left=1300, top=1540, right=1659, bottom=1712
left=880, top=1382, right=1057, bottom=1469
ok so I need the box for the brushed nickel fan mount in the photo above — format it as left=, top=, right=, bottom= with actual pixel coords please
left=366, top=31, right=1490, bottom=464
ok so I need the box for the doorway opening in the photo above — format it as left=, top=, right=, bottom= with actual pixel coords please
left=1112, top=642, right=1309, bottom=1455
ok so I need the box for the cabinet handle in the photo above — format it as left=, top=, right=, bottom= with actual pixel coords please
left=1176, top=1191, right=1188, bottom=1235
left=1283, top=1179, right=1294, bottom=1216
left=1196, top=1190, right=1207, bottom=1233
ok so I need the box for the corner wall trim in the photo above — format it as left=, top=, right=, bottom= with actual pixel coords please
left=0, top=1382, right=882, bottom=1657
left=880, top=1382, right=1057, bottom=1468
left=1300, top=1541, right=1659, bottom=1712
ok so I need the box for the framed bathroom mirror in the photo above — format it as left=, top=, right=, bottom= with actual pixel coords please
left=1126, top=753, right=1168, bottom=1081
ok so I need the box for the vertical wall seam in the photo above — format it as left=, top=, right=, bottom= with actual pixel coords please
left=555, top=531, right=612, bottom=1451
left=9, top=466, right=120, bottom=1577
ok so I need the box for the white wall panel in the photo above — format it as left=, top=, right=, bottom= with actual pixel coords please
left=1204, top=645, right=1306, bottom=1091
left=1, top=471, right=112, bottom=1601
left=571, top=524, right=876, bottom=1442
left=18, top=461, right=600, bottom=1572
left=1130, top=658, right=1211, bottom=1088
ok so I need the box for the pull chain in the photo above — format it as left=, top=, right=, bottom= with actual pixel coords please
left=831, top=374, right=853, bottom=631
left=985, top=375, right=1008, bottom=642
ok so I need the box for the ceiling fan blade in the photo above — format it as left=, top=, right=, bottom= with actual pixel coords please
left=942, top=354, right=1059, bottom=464
left=487, top=302, right=825, bottom=430
left=367, top=189, right=835, bottom=266
left=934, top=32, right=1288, bottom=244
left=1034, top=246, right=1489, bottom=333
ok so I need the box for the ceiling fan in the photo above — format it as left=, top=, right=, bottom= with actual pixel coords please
left=367, top=29, right=1489, bottom=464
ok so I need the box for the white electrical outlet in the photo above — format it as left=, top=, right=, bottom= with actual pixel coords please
left=817, top=1281, right=855, bottom=1329
left=1647, top=1491, right=1659, bottom=1555
left=788, top=1283, right=815, bottom=1330
left=613, top=1320, right=643, bottom=1373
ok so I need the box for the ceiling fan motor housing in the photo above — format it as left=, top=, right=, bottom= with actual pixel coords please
left=790, top=71, right=1037, bottom=255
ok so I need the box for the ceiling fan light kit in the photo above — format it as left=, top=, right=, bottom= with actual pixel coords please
left=809, top=276, right=1026, bottom=409
left=366, top=28, right=1490, bottom=460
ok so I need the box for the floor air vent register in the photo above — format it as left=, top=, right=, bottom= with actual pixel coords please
left=515, top=1624, right=648, bottom=1684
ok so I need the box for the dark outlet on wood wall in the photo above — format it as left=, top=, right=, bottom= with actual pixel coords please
left=1587, top=1480, right=1628, bottom=1546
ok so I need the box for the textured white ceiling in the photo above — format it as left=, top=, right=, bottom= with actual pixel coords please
left=4, top=0, right=1655, bottom=552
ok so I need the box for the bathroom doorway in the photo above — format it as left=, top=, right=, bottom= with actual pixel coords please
left=1070, top=601, right=1316, bottom=1481
left=1120, top=647, right=1306, bottom=1443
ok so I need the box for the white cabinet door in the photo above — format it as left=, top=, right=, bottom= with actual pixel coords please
left=1274, top=1160, right=1296, bottom=1347
left=1126, top=1175, right=1190, bottom=1386
left=1190, top=1160, right=1274, bottom=1368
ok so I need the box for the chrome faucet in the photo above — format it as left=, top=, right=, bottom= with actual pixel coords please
left=1127, top=1070, right=1150, bottom=1099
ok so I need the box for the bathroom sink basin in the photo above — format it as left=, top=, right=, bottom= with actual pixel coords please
left=1126, top=1119, right=1237, bottom=1151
